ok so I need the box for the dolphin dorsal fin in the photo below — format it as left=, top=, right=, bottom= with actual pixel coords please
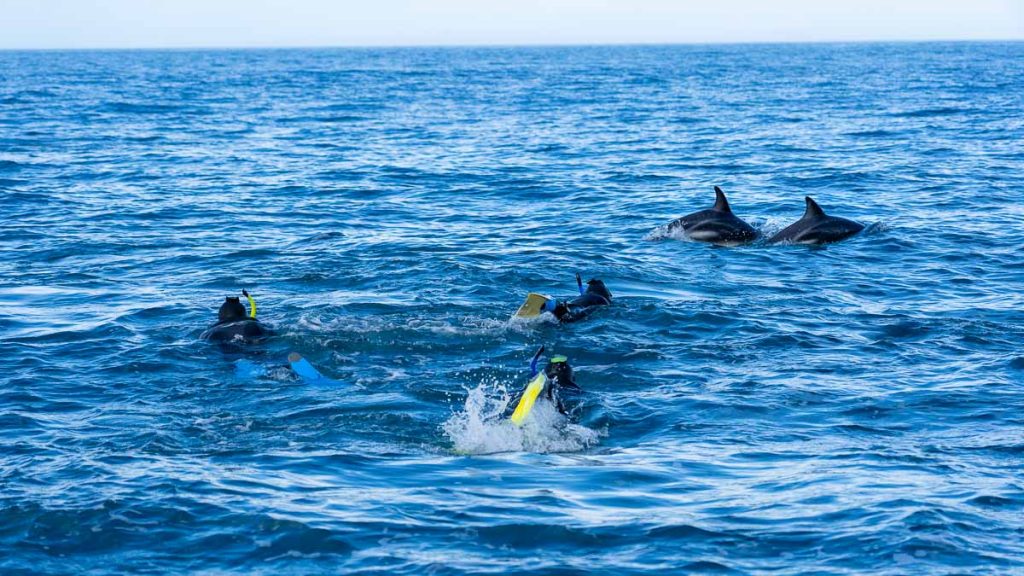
left=712, top=186, right=732, bottom=213
left=802, top=196, right=826, bottom=220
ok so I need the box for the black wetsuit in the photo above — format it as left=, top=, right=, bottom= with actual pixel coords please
left=201, top=318, right=270, bottom=342
left=507, top=360, right=582, bottom=417
left=552, top=279, right=612, bottom=323
left=201, top=295, right=271, bottom=343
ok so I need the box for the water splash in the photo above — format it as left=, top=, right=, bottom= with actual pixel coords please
left=443, top=380, right=601, bottom=455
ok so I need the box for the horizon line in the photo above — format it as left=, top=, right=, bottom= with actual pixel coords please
left=2, top=37, right=1022, bottom=53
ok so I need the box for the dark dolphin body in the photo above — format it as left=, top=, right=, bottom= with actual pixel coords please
left=667, top=186, right=758, bottom=246
left=201, top=296, right=271, bottom=343
left=769, top=197, right=864, bottom=245
left=554, top=279, right=612, bottom=323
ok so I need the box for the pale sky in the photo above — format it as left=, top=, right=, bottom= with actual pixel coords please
left=1, top=0, right=1022, bottom=49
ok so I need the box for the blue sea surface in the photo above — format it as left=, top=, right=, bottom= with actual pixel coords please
left=1, top=43, right=1023, bottom=574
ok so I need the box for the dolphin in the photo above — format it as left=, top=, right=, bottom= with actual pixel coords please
left=768, top=197, right=864, bottom=245
left=667, top=186, right=758, bottom=246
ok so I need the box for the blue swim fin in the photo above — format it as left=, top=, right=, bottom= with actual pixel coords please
left=288, top=352, right=343, bottom=386
left=234, top=359, right=266, bottom=380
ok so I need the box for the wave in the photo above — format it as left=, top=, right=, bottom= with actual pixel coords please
left=888, top=107, right=971, bottom=118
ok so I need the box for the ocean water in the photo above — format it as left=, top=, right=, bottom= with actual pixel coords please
left=1, top=42, right=1022, bottom=574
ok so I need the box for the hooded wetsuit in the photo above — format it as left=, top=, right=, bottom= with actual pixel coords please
left=553, top=279, right=613, bottom=323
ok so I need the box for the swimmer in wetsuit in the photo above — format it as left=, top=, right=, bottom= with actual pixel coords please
left=201, top=290, right=271, bottom=343
left=508, top=347, right=583, bottom=425
left=515, top=273, right=612, bottom=323
left=549, top=275, right=612, bottom=323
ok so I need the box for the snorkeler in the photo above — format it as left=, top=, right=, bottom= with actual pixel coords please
left=200, top=290, right=271, bottom=343
left=515, top=273, right=612, bottom=323
left=508, top=346, right=582, bottom=425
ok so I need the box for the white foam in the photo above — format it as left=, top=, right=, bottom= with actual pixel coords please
left=507, top=312, right=558, bottom=329
left=296, top=313, right=546, bottom=338
left=753, top=216, right=788, bottom=239
left=442, top=381, right=601, bottom=455
left=643, top=224, right=686, bottom=241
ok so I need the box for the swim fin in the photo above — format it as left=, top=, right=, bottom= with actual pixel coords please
left=234, top=359, right=266, bottom=380
left=510, top=372, right=547, bottom=426
left=288, top=352, right=343, bottom=386
left=515, top=293, right=552, bottom=318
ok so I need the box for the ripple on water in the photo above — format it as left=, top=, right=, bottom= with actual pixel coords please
left=0, top=43, right=1023, bottom=575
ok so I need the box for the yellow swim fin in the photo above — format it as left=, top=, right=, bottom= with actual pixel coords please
left=515, top=293, right=551, bottom=318
left=510, top=372, right=547, bottom=426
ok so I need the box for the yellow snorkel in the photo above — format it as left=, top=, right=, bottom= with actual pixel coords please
left=242, top=289, right=257, bottom=319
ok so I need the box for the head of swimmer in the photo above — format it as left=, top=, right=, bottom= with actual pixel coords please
left=218, top=296, right=247, bottom=323
left=585, top=279, right=612, bottom=301
left=544, top=357, right=579, bottom=393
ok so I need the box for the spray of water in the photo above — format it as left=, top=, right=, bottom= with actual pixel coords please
left=443, top=380, right=601, bottom=455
